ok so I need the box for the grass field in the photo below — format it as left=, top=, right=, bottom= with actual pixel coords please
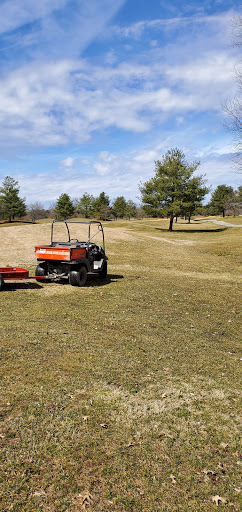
left=0, top=218, right=241, bottom=511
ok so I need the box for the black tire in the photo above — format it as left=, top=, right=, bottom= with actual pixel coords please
left=0, top=275, right=4, bottom=291
left=69, top=266, right=87, bottom=287
left=35, top=263, right=52, bottom=282
left=98, top=261, right=107, bottom=279
left=35, top=264, right=47, bottom=277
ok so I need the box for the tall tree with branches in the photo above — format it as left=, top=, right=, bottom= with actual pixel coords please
left=139, top=149, right=207, bottom=231
left=224, top=15, right=242, bottom=171
left=0, top=176, right=26, bottom=222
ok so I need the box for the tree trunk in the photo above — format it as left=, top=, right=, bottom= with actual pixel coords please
left=222, top=209, right=225, bottom=217
left=168, top=214, right=174, bottom=231
left=188, top=215, right=191, bottom=223
left=175, top=216, right=178, bottom=223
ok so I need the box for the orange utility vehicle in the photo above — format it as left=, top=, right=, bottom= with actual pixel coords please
left=35, top=220, right=108, bottom=287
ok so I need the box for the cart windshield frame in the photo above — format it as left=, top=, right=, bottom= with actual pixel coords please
left=50, top=220, right=105, bottom=251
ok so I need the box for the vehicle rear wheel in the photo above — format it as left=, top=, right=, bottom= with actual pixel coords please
left=35, top=263, right=47, bottom=276
left=98, top=261, right=107, bottom=279
left=69, top=266, right=87, bottom=287
left=35, top=263, right=51, bottom=281
left=0, top=275, right=4, bottom=291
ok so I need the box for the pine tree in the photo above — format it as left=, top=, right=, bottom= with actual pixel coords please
left=113, top=196, right=127, bottom=218
left=208, top=185, right=234, bottom=217
left=55, top=193, right=75, bottom=219
left=78, top=193, right=94, bottom=218
left=0, top=176, right=26, bottom=222
left=139, top=149, right=206, bottom=231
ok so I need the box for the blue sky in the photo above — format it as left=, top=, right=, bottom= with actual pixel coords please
left=0, top=0, right=241, bottom=207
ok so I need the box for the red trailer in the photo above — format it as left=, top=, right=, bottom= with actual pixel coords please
left=0, top=267, right=46, bottom=291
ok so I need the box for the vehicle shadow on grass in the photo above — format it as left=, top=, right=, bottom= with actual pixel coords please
left=1, top=282, right=43, bottom=292
left=155, top=227, right=228, bottom=234
left=54, top=273, right=124, bottom=288
left=79, top=273, right=124, bottom=287
left=1, top=274, right=124, bottom=292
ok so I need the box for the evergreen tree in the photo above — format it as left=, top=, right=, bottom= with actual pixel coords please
left=208, top=185, right=234, bottom=217
left=93, top=192, right=110, bottom=218
left=125, top=200, right=137, bottom=219
left=223, top=186, right=242, bottom=216
left=0, top=176, right=26, bottom=222
left=55, top=193, right=75, bottom=219
left=98, top=204, right=113, bottom=221
left=78, top=193, right=94, bottom=218
left=237, top=185, right=242, bottom=202
left=139, top=149, right=205, bottom=231
left=182, top=176, right=209, bottom=222
left=113, top=196, right=127, bottom=218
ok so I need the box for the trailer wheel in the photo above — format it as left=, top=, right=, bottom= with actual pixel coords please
left=69, top=266, right=87, bottom=287
left=0, top=275, right=4, bottom=291
left=98, top=261, right=107, bottom=279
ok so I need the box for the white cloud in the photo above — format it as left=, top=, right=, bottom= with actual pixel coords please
left=0, top=46, right=238, bottom=151
left=0, top=5, right=239, bottom=151
left=110, top=11, right=237, bottom=40
left=93, top=151, right=120, bottom=176
left=166, top=53, right=237, bottom=85
left=0, top=0, right=68, bottom=34
left=60, top=157, right=75, bottom=168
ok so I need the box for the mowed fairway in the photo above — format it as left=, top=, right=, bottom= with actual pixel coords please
left=0, top=218, right=241, bottom=512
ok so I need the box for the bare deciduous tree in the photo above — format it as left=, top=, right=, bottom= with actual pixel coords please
left=224, top=16, right=242, bottom=172
left=28, top=202, right=47, bottom=222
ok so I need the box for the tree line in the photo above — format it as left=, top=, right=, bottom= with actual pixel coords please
left=0, top=149, right=241, bottom=230
left=0, top=176, right=139, bottom=223
left=54, top=191, right=138, bottom=221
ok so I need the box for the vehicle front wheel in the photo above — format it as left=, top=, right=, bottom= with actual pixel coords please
left=69, top=266, right=87, bottom=287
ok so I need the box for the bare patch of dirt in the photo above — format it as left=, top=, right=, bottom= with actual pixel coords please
left=94, top=380, right=239, bottom=425
left=0, top=224, right=51, bottom=267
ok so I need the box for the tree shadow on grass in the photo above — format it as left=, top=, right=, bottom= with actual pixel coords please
left=154, top=227, right=228, bottom=233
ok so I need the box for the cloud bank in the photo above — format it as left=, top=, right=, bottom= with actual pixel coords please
left=0, top=1, right=240, bottom=204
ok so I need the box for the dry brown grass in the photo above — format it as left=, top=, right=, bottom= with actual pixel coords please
left=0, top=218, right=241, bottom=511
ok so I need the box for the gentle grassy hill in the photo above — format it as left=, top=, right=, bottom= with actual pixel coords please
left=0, top=218, right=241, bottom=511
